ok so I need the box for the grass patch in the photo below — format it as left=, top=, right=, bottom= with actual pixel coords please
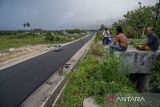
left=150, top=53, right=160, bottom=92
left=95, top=32, right=103, bottom=41
left=54, top=37, right=136, bottom=107
left=0, top=34, right=83, bottom=52
left=128, top=39, right=146, bottom=48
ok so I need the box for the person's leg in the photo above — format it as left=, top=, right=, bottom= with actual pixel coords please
left=103, top=38, right=105, bottom=45
left=109, top=45, right=127, bottom=54
left=104, top=37, right=107, bottom=45
left=109, top=45, right=114, bottom=54
left=108, top=38, right=111, bottom=44
left=106, top=37, right=108, bottom=45
left=109, top=44, right=121, bottom=54
left=106, top=37, right=109, bottom=45
left=104, top=37, right=106, bottom=45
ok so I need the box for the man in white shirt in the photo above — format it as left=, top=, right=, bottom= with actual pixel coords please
left=103, top=28, right=108, bottom=45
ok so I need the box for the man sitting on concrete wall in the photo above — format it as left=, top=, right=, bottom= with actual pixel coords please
left=137, top=27, right=159, bottom=52
left=109, top=26, right=128, bottom=54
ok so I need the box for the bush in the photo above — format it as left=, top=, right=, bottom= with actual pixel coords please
left=95, top=31, right=103, bottom=41
left=90, top=43, right=104, bottom=56
left=45, top=35, right=54, bottom=41
left=45, top=34, right=72, bottom=42
left=150, top=54, right=160, bottom=92
left=55, top=39, right=135, bottom=107
left=54, top=36, right=60, bottom=41
left=129, top=39, right=145, bottom=48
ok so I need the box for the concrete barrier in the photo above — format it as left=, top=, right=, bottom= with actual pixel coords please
left=120, top=51, right=159, bottom=92
left=120, top=51, right=159, bottom=74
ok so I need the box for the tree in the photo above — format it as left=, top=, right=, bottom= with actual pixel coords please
left=155, top=0, right=160, bottom=20
left=23, top=22, right=31, bottom=30
left=23, top=23, right=26, bottom=28
left=26, top=22, right=30, bottom=27
left=99, top=24, right=105, bottom=31
left=112, top=2, right=160, bottom=38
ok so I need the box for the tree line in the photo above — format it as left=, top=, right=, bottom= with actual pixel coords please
left=102, top=2, right=160, bottom=38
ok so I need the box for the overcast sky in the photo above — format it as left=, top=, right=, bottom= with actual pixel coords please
left=0, top=0, right=158, bottom=30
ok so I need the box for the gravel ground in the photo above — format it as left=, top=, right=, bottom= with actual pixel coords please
left=0, top=44, right=53, bottom=70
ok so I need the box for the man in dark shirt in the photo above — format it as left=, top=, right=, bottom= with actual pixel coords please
left=146, top=27, right=159, bottom=51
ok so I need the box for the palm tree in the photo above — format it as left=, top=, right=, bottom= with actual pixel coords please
left=23, top=22, right=31, bottom=30
left=26, top=22, right=30, bottom=27
left=23, top=23, right=26, bottom=29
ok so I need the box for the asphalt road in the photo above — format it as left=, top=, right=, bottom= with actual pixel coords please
left=0, top=34, right=93, bottom=107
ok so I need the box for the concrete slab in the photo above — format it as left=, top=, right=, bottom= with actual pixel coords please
left=120, top=51, right=159, bottom=74
left=83, top=97, right=98, bottom=107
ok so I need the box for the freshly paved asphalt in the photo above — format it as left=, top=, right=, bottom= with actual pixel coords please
left=0, top=35, right=93, bottom=107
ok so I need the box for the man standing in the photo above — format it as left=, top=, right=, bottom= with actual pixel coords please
left=102, top=28, right=109, bottom=45
left=109, top=26, right=128, bottom=54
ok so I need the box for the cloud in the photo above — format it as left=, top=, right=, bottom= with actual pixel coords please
left=0, top=0, right=158, bottom=30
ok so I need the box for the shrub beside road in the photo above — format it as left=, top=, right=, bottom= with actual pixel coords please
left=0, top=31, right=84, bottom=52
left=55, top=36, right=136, bottom=107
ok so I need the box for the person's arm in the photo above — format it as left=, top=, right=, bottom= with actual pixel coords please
left=148, top=36, right=155, bottom=45
left=102, top=31, right=105, bottom=36
left=107, top=31, right=110, bottom=35
left=113, top=35, right=118, bottom=44
left=143, top=42, right=148, bottom=46
left=142, top=36, right=155, bottom=46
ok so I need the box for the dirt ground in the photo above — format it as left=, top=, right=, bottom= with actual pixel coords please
left=0, top=44, right=53, bottom=70
left=0, top=36, right=88, bottom=70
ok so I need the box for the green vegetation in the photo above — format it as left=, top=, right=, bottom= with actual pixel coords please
left=0, top=30, right=84, bottom=52
left=99, top=5, right=158, bottom=38
left=109, top=2, right=160, bottom=38
left=65, top=29, right=81, bottom=34
left=55, top=37, right=135, bottom=107
left=23, top=22, right=31, bottom=29
left=128, top=39, right=146, bottom=48
left=0, top=35, right=44, bottom=51
left=95, top=31, right=103, bottom=41
left=150, top=54, right=160, bottom=92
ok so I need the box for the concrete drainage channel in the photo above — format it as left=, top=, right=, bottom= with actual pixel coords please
left=20, top=35, right=96, bottom=107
